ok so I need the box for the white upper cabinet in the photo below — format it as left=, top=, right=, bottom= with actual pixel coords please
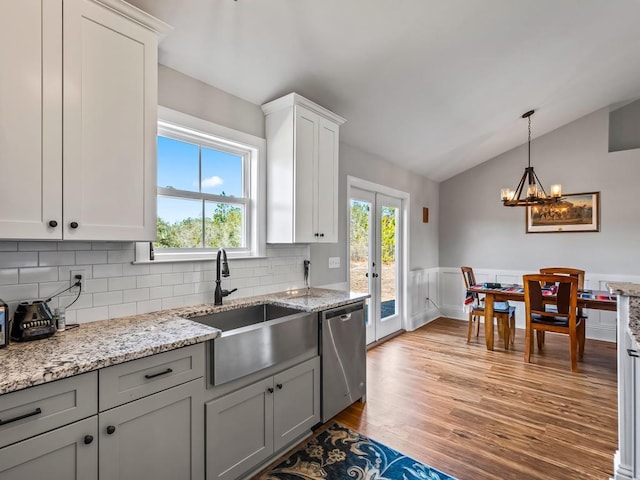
left=0, top=0, right=169, bottom=241
left=0, top=0, right=62, bottom=239
left=262, top=93, right=345, bottom=244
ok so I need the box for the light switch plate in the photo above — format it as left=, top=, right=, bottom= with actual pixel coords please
left=328, top=257, right=341, bottom=269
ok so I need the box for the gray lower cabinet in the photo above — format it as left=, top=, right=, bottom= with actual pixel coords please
left=206, top=357, right=320, bottom=480
left=99, top=378, right=204, bottom=480
left=0, top=416, right=98, bottom=480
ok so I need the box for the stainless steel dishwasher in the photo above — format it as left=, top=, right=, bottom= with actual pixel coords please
left=320, top=301, right=366, bottom=422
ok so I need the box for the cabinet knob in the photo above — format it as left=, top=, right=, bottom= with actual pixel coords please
left=319, top=233, right=324, bottom=237
left=266, top=387, right=274, bottom=394
left=314, top=233, right=319, bottom=237
left=48, top=220, right=58, bottom=228
left=106, top=425, right=116, bottom=435
left=83, top=435, right=94, bottom=445
left=70, top=221, right=79, bottom=229
left=276, top=383, right=283, bottom=390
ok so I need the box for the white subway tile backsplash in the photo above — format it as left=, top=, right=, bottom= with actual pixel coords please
left=19, top=267, right=59, bottom=284
left=39, top=251, right=75, bottom=266
left=0, top=242, right=18, bottom=251
left=0, top=284, right=39, bottom=303
left=123, top=288, right=150, bottom=303
left=76, top=251, right=108, bottom=265
left=93, top=291, right=124, bottom=307
left=19, top=242, right=58, bottom=251
left=161, top=272, right=184, bottom=286
left=108, top=276, right=136, bottom=291
left=137, top=274, right=162, bottom=288
left=58, top=242, right=92, bottom=251
left=84, top=278, right=108, bottom=294
left=0, top=252, right=38, bottom=268
left=162, top=296, right=184, bottom=310
left=0, top=269, right=19, bottom=286
left=109, top=302, right=137, bottom=319
left=93, top=264, right=123, bottom=278
left=149, top=285, right=173, bottom=300
left=107, top=249, right=134, bottom=264
left=136, top=299, right=162, bottom=314
left=149, top=263, right=173, bottom=274
left=76, top=306, right=109, bottom=324
left=0, top=242, right=308, bottom=324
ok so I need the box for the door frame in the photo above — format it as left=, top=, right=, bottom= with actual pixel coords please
left=347, top=176, right=410, bottom=336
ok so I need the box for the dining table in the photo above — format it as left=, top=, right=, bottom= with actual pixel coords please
left=467, top=283, right=617, bottom=350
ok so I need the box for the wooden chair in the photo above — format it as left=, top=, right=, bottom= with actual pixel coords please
left=523, top=273, right=581, bottom=372
left=461, top=266, right=515, bottom=349
left=538, top=267, right=587, bottom=357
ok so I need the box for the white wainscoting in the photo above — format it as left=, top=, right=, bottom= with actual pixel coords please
left=407, top=267, right=440, bottom=331
left=437, top=267, right=640, bottom=342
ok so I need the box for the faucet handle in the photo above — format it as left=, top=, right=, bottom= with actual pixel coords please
left=222, top=288, right=238, bottom=298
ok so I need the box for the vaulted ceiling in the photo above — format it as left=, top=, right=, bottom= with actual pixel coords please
left=128, top=0, right=640, bottom=182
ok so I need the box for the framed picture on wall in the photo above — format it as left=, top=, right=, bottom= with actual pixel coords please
left=526, top=192, right=600, bottom=233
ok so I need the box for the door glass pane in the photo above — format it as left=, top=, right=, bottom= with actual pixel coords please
left=350, top=199, right=372, bottom=327
left=156, top=197, right=203, bottom=248
left=157, top=136, right=200, bottom=193
left=205, top=202, right=244, bottom=248
left=201, top=147, right=244, bottom=197
left=380, top=205, right=398, bottom=319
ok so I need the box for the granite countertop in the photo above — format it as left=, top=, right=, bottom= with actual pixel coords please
left=608, top=282, right=640, bottom=349
left=0, top=288, right=369, bottom=396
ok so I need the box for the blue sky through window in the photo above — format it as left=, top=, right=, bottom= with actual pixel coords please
left=158, top=136, right=244, bottom=224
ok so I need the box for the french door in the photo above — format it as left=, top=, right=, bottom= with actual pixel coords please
left=349, top=187, right=403, bottom=344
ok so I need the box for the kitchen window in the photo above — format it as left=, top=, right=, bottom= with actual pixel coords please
left=136, top=107, right=266, bottom=262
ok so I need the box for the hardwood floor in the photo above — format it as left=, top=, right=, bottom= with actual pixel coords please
left=333, top=317, right=618, bottom=480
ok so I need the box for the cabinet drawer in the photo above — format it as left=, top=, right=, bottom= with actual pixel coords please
left=99, top=344, right=204, bottom=411
left=0, top=371, right=97, bottom=449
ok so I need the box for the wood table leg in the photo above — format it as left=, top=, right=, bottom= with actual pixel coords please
left=484, top=292, right=494, bottom=350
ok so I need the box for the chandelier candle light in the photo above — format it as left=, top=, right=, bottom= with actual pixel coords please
left=501, top=110, right=562, bottom=207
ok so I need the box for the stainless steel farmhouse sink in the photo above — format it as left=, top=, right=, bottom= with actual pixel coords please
left=190, top=304, right=317, bottom=385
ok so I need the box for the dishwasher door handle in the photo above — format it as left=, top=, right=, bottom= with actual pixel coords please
left=340, top=313, right=352, bottom=321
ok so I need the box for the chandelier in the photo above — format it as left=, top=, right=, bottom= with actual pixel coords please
left=501, top=110, right=562, bottom=207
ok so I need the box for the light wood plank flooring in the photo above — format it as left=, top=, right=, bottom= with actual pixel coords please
left=334, top=317, right=618, bottom=480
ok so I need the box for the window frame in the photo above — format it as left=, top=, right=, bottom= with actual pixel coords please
left=135, top=107, right=266, bottom=263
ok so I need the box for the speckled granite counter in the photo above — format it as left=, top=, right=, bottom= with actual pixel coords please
left=0, top=288, right=368, bottom=396
left=608, top=282, right=640, bottom=349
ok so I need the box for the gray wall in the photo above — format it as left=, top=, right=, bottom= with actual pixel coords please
left=439, top=107, right=640, bottom=274
left=158, top=65, right=265, bottom=138
left=311, top=143, right=439, bottom=286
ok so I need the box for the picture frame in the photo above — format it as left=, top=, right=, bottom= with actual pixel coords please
left=526, top=191, right=600, bottom=233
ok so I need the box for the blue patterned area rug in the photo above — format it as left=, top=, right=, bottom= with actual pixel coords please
left=258, top=423, right=456, bottom=480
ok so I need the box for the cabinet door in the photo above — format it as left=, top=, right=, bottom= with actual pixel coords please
left=0, top=416, right=97, bottom=480
left=0, top=0, right=62, bottom=239
left=63, top=0, right=157, bottom=241
left=206, top=378, right=274, bottom=480
left=273, top=357, right=320, bottom=452
left=293, top=105, right=319, bottom=243
left=316, top=117, right=339, bottom=243
left=99, top=379, right=204, bottom=480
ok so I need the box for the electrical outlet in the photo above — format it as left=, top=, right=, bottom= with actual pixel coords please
left=70, top=270, right=84, bottom=287
left=328, top=257, right=341, bottom=269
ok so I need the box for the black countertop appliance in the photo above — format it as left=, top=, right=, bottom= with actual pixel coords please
left=11, top=300, right=56, bottom=342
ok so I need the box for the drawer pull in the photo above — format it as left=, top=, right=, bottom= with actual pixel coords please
left=628, top=349, right=639, bottom=358
left=144, top=368, right=173, bottom=379
left=0, top=407, right=42, bottom=426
